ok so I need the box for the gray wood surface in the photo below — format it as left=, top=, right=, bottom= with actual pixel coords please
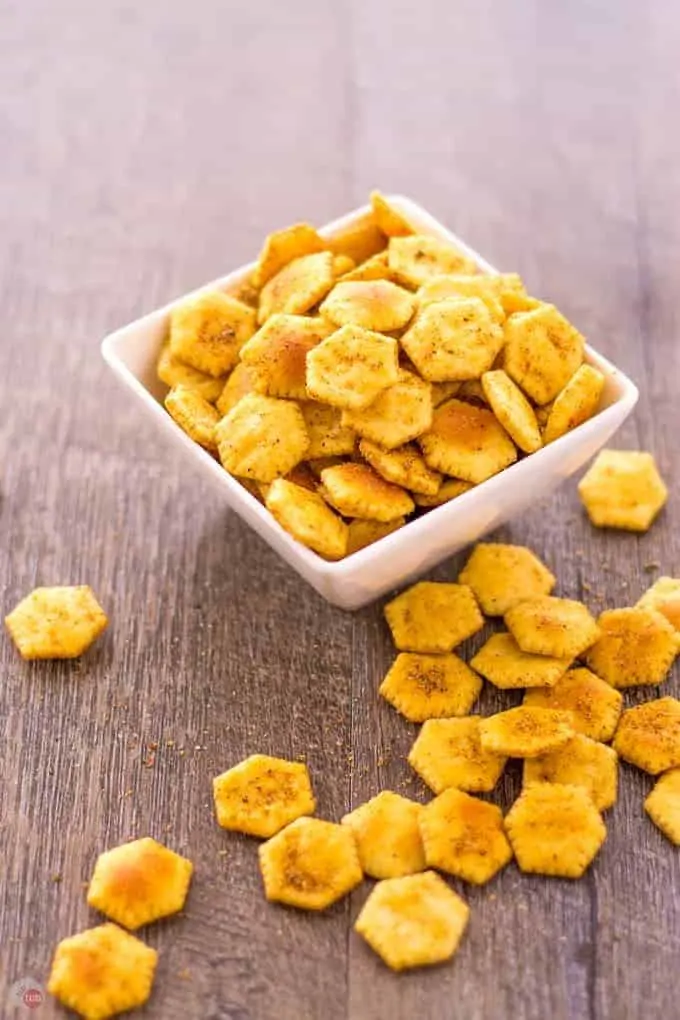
left=1, top=1, right=679, bottom=1017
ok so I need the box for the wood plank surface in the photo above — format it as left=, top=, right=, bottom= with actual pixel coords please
left=1, top=1, right=679, bottom=1017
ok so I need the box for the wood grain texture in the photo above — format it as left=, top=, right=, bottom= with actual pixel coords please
left=1, top=0, right=679, bottom=1017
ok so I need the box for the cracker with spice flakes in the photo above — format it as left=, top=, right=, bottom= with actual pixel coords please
left=299, top=402, right=356, bottom=459
left=523, top=734, right=618, bottom=811
left=215, top=393, right=309, bottom=482
left=319, top=462, right=414, bottom=522
left=370, top=190, right=415, bottom=237
left=156, top=342, right=226, bottom=402
left=306, top=324, right=399, bottom=410
left=320, top=279, right=416, bottom=332
left=359, top=439, right=441, bottom=495
left=251, top=222, right=328, bottom=289
left=414, top=478, right=474, bottom=507
left=523, top=667, right=622, bottom=743
left=636, top=576, right=680, bottom=631
left=216, top=361, right=256, bottom=416
left=388, top=235, right=478, bottom=289
left=379, top=652, right=482, bottom=722
left=213, top=754, right=316, bottom=837
left=5, top=585, right=108, bottom=660
left=470, top=633, right=570, bottom=690
left=645, top=769, right=680, bottom=845
left=479, top=706, right=575, bottom=758
left=401, top=297, right=504, bottom=382
left=342, top=791, right=425, bottom=879
left=165, top=385, right=220, bottom=450
left=266, top=479, right=348, bottom=560
left=342, top=370, right=433, bottom=450
left=170, top=289, right=257, bottom=377
left=259, top=817, right=362, bottom=910
left=87, top=838, right=193, bottom=930
left=238, top=314, right=333, bottom=400
left=505, top=784, right=606, bottom=879
left=481, top=369, right=543, bottom=453
left=612, top=697, right=680, bottom=774
left=504, top=595, right=600, bottom=660
left=419, top=788, right=513, bottom=885
left=419, top=399, right=517, bottom=483
left=258, top=251, right=335, bottom=324
left=584, top=606, right=678, bottom=688
left=384, top=580, right=483, bottom=653
left=47, top=923, right=157, bottom=1020
left=355, top=871, right=470, bottom=972
left=338, top=250, right=393, bottom=283
left=578, top=449, right=668, bottom=532
left=408, top=717, right=507, bottom=794
left=504, top=303, right=585, bottom=404
left=543, top=363, right=605, bottom=444
left=346, top=517, right=405, bottom=555
left=458, top=542, right=556, bottom=616
left=418, top=273, right=505, bottom=322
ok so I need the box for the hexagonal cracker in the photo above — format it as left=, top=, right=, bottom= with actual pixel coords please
left=238, top=314, right=333, bottom=400
left=543, top=364, right=605, bottom=444
left=216, top=362, right=256, bottom=416
left=341, top=370, right=433, bottom=449
left=258, top=251, right=336, bottom=324
left=504, top=595, right=601, bottom=660
left=380, top=652, right=482, bottom=722
left=215, top=393, right=309, bottom=482
left=299, top=402, right=356, bottom=459
left=384, top=581, right=484, bottom=653
left=165, top=384, right=220, bottom=449
left=419, top=788, right=513, bottom=884
left=418, top=399, right=517, bottom=483
left=523, top=667, right=623, bottom=743
left=259, top=817, right=362, bottom=910
left=169, top=289, right=257, bottom=377
left=401, top=298, right=504, bottom=382
left=481, top=369, right=543, bottom=453
left=584, top=607, right=678, bottom=688
left=388, top=235, right=478, bottom=289
left=346, top=517, right=405, bottom=555
left=47, top=923, right=157, bottom=1020
left=503, top=303, right=585, bottom=404
left=612, top=697, right=680, bottom=774
left=354, top=871, right=469, bottom=971
left=341, top=791, right=426, bottom=878
left=319, top=462, right=414, bottom=522
left=505, top=783, right=606, bottom=878
left=417, top=274, right=505, bottom=321
left=212, top=754, right=316, bottom=837
left=157, top=342, right=226, bottom=402
left=87, top=837, right=193, bottom=930
left=636, top=576, right=680, bottom=631
left=370, top=190, right=415, bottom=237
left=645, top=768, right=680, bottom=845
left=251, top=222, right=328, bottom=288
left=479, top=707, right=575, bottom=758
left=523, top=734, right=618, bottom=811
left=5, top=586, right=108, bottom=660
left=327, top=213, right=387, bottom=265
left=414, top=478, right=474, bottom=507
left=458, top=542, right=556, bottom=616
left=320, top=279, right=416, bottom=331
left=306, top=324, right=399, bottom=410
left=470, top=633, right=571, bottom=690
left=408, top=717, right=507, bottom=794
left=359, top=440, right=441, bottom=495
left=266, top=479, right=348, bottom=560
left=578, top=449, right=668, bottom=532
left=339, top=250, right=393, bottom=283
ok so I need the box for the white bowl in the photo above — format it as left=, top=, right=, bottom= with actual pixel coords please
left=102, top=196, right=638, bottom=610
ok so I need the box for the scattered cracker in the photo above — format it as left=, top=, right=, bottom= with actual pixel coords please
left=578, top=450, right=668, bottom=532
left=523, top=733, right=618, bottom=811
left=266, top=479, right=348, bottom=560
left=306, top=324, right=399, bottom=410
left=215, top=393, right=309, bottom=482
left=320, top=279, right=415, bottom=331
left=505, top=784, right=606, bottom=878
left=479, top=707, right=575, bottom=758
left=341, top=370, right=433, bottom=449
left=251, top=222, right=327, bottom=289
left=320, top=462, right=414, bottom=522
left=523, top=668, right=622, bottom=742
left=481, top=369, right=542, bottom=453
left=612, top=698, right=680, bottom=774
left=156, top=342, right=226, bottom=402
left=645, top=769, right=680, bottom=845
left=496, top=272, right=534, bottom=314
left=259, top=817, right=362, bottom=910
left=359, top=440, right=441, bottom=495
left=417, top=274, right=505, bottom=321
left=401, top=297, right=504, bottom=382
left=169, top=290, right=256, bottom=377
left=419, top=399, right=517, bottom=483
left=504, top=595, right=600, bottom=659
left=258, top=251, right=335, bottom=324
left=355, top=871, right=469, bottom=971
left=333, top=254, right=356, bottom=276
left=370, top=190, right=415, bottom=237
left=379, top=652, right=482, bottom=722
left=458, top=543, right=555, bottom=616
left=384, top=580, right=483, bottom=653
left=238, top=314, right=333, bottom=400
left=419, top=788, right=512, bottom=885
left=636, top=577, right=680, bottom=631
left=414, top=478, right=474, bottom=507
left=339, top=250, right=393, bottom=283
left=470, top=633, right=571, bottom=690
left=165, top=385, right=219, bottom=449
left=212, top=754, right=315, bottom=837
left=327, top=213, right=387, bottom=264
left=346, top=518, right=405, bottom=555
left=87, top=838, right=193, bottom=930
left=47, top=923, right=157, bottom=1020
left=584, top=607, right=678, bottom=688
left=299, top=402, right=356, bottom=459
left=216, top=362, right=255, bottom=416
left=543, top=364, right=605, bottom=444
left=503, top=303, right=585, bottom=404
left=342, top=791, right=425, bottom=878
left=408, top=717, right=507, bottom=794
left=389, top=235, right=477, bottom=289
left=5, top=586, right=108, bottom=660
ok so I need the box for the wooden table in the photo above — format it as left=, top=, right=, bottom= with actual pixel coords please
left=1, top=1, right=679, bottom=1017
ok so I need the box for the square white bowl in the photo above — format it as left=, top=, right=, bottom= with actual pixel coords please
left=102, top=196, right=638, bottom=610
